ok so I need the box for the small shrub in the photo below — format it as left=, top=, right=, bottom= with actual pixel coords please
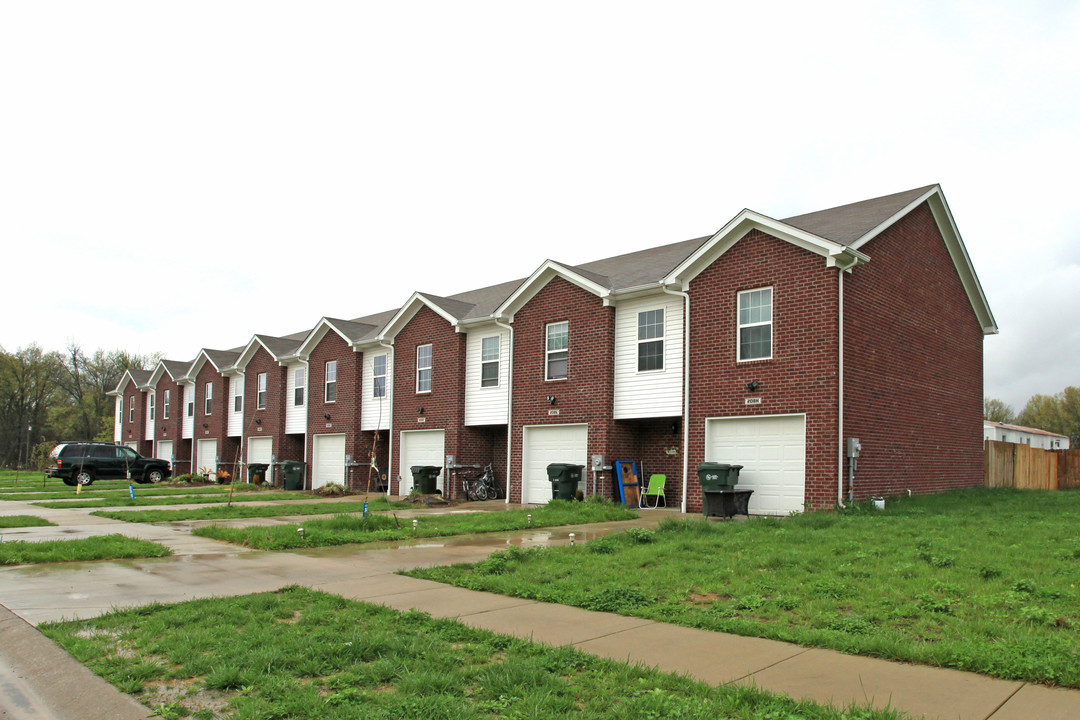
left=978, top=565, right=1002, bottom=580
left=733, top=594, right=766, bottom=611
left=1012, top=579, right=1037, bottom=595
left=916, top=593, right=954, bottom=614
left=583, top=586, right=649, bottom=613
left=624, top=527, right=656, bottom=544
left=1018, top=606, right=1055, bottom=627
left=587, top=537, right=618, bottom=555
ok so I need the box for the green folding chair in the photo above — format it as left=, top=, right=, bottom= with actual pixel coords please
left=640, top=474, right=666, bottom=508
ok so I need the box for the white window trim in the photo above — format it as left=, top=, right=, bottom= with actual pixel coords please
left=636, top=308, right=665, bottom=374
left=128, top=396, right=134, bottom=422
left=163, top=390, right=170, bottom=420
left=373, top=355, right=387, bottom=399
left=416, top=344, right=432, bottom=394
left=546, top=321, right=568, bottom=381
left=149, top=393, right=156, bottom=421
left=204, top=382, right=213, bottom=415
left=737, top=286, right=774, bottom=363
left=257, top=373, right=267, bottom=410
left=186, top=389, right=194, bottom=418
left=295, top=368, right=306, bottom=406
left=480, top=336, right=500, bottom=388
left=325, top=361, right=337, bottom=403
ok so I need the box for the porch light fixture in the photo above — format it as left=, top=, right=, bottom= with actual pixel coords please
left=323, top=413, right=331, bottom=420
left=255, top=418, right=262, bottom=425
left=418, top=407, right=424, bottom=415
left=547, top=395, right=557, bottom=405
left=201, top=423, right=208, bottom=428
left=745, top=381, right=760, bottom=392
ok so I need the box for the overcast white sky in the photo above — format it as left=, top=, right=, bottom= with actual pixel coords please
left=2, top=1, right=1077, bottom=413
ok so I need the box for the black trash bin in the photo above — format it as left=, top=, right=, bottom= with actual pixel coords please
left=282, top=460, right=306, bottom=491
left=248, top=463, right=269, bottom=484
left=410, top=466, right=442, bottom=495
left=696, top=462, right=743, bottom=491
left=546, top=463, right=584, bottom=500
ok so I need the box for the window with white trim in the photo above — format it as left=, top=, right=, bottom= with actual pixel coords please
left=637, top=309, right=664, bottom=372
left=737, top=287, right=773, bottom=361
left=373, top=355, right=387, bottom=398
left=257, top=373, right=267, bottom=409
left=129, top=396, right=134, bottom=422
left=294, top=368, right=305, bottom=406
left=204, top=382, right=213, bottom=415
left=149, top=393, right=155, bottom=421
left=186, top=388, right=194, bottom=417
left=325, top=361, right=337, bottom=403
left=480, top=336, right=499, bottom=387
left=546, top=322, right=568, bottom=380
left=416, top=344, right=432, bottom=393
left=163, top=390, right=170, bottom=420
left=233, top=379, right=243, bottom=412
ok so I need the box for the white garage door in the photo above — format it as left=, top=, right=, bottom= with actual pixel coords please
left=157, top=440, right=174, bottom=465
left=247, top=436, right=273, bottom=483
left=313, top=434, right=346, bottom=490
left=126, top=441, right=139, bottom=452
left=521, top=424, right=588, bottom=505
left=706, top=414, right=805, bottom=515
left=399, top=430, right=446, bottom=494
left=196, top=438, right=218, bottom=479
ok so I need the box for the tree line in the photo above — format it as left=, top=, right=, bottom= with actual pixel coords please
left=0, top=344, right=158, bottom=468
left=984, top=389, right=1080, bottom=447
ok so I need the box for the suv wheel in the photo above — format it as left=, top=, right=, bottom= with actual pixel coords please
left=145, top=468, right=165, bottom=484
left=74, top=469, right=94, bottom=486
left=62, top=477, right=77, bottom=487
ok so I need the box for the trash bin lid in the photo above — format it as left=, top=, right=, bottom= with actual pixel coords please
left=697, top=462, right=732, bottom=471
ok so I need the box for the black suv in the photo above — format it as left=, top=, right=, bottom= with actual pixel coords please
left=46, top=442, right=172, bottom=486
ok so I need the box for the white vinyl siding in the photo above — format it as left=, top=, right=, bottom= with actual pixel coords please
left=705, top=414, right=805, bottom=515
left=182, top=384, right=194, bottom=439
left=228, top=375, right=243, bottom=437
left=465, top=327, right=510, bottom=426
left=521, top=424, right=588, bottom=505
left=738, top=287, right=773, bottom=362
left=145, top=393, right=155, bottom=440
left=361, top=353, right=391, bottom=431
left=614, top=296, right=684, bottom=419
left=285, top=363, right=307, bottom=434
left=114, top=396, right=122, bottom=442
left=399, top=429, right=445, bottom=494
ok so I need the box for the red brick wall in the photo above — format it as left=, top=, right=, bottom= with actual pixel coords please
left=306, top=330, right=364, bottom=490
left=509, top=277, right=622, bottom=502
left=243, top=346, right=289, bottom=468
left=686, top=230, right=840, bottom=512
left=617, top=418, right=685, bottom=505
left=121, top=384, right=145, bottom=451
left=154, top=375, right=182, bottom=464
left=192, top=362, right=230, bottom=473
left=843, top=202, right=984, bottom=498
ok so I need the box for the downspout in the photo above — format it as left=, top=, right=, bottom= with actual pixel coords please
left=378, top=340, right=395, bottom=495
left=494, top=318, right=514, bottom=505
left=662, top=285, right=691, bottom=514
left=837, top=269, right=846, bottom=508
left=300, top=358, right=309, bottom=489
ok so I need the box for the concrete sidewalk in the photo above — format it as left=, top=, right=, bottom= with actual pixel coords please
left=1, top=502, right=1078, bottom=719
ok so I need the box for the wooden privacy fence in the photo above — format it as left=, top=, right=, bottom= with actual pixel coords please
left=985, top=440, right=1080, bottom=490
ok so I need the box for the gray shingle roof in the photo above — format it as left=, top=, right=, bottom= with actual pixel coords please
left=161, top=359, right=192, bottom=380
left=204, top=349, right=240, bottom=370
left=129, top=369, right=152, bottom=387
left=781, top=185, right=937, bottom=246
left=324, top=318, right=379, bottom=343
left=254, top=334, right=302, bottom=359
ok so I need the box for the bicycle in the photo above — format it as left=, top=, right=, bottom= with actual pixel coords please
left=461, top=463, right=501, bottom=501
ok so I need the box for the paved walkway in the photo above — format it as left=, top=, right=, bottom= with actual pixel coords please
left=1, top=498, right=1078, bottom=719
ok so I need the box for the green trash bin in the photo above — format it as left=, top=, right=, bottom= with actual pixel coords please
left=696, top=462, right=743, bottom=492
left=248, top=463, right=269, bottom=484
left=410, top=466, right=442, bottom=495
left=282, top=460, right=306, bottom=491
left=546, top=463, right=584, bottom=500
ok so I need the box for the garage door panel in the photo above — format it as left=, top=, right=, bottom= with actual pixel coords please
left=196, top=439, right=218, bottom=479
left=313, top=434, right=345, bottom=490
left=707, top=415, right=805, bottom=516
left=522, top=424, right=588, bottom=505
left=400, top=430, right=445, bottom=494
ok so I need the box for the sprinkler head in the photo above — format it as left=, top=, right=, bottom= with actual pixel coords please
left=412, top=519, right=418, bottom=530
left=527, top=514, right=532, bottom=526
left=569, top=532, right=576, bottom=546
left=297, top=527, right=305, bottom=538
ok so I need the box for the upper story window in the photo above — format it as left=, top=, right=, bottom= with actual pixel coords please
left=148, top=393, right=156, bottom=421
left=637, top=309, right=665, bottom=372
left=373, top=355, right=387, bottom=398
left=481, top=336, right=500, bottom=387
left=294, top=368, right=306, bottom=406
left=737, top=287, right=773, bottom=361
left=204, top=382, right=213, bottom=415
left=257, top=373, right=267, bottom=410
left=233, top=379, right=243, bottom=412
left=186, top=388, right=194, bottom=417
left=163, top=390, right=170, bottom=420
left=325, top=361, right=338, bottom=403
left=546, top=322, right=568, bottom=380
left=416, top=344, right=432, bottom=393
left=128, top=396, right=134, bottom=422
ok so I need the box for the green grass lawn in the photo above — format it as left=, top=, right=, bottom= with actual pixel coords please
left=0, top=534, right=172, bottom=565
left=35, top=489, right=324, bottom=509
left=192, top=500, right=638, bottom=550
left=408, top=489, right=1080, bottom=688
left=41, top=587, right=904, bottom=720
left=0, top=515, right=55, bottom=528
left=93, top=496, right=411, bottom=523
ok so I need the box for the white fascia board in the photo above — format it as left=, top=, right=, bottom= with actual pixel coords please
left=378, top=293, right=460, bottom=342
left=147, top=363, right=170, bottom=388
left=606, top=282, right=668, bottom=305
left=181, top=351, right=219, bottom=382
left=494, top=260, right=611, bottom=321
left=235, top=336, right=277, bottom=369
left=848, top=186, right=997, bottom=335
left=111, top=371, right=136, bottom=395
left=297, top=319, right=352, bottom=359
left=663, top=210, right=851, bottom=289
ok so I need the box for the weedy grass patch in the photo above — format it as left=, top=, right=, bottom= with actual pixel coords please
left=0, top=534, right=172, bottom=565
left=192, top=499, right=637, bottom=550
left=41, top=586, right=906, bottom=720
left=408, top=488, right=1080, bottom=688
left=0, top=515, right=55, bottom=528
left=92, top=495, right=411, bottom=523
